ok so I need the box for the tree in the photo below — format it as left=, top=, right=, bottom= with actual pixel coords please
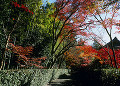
left=2, top=0, right=119, bottom=70
left=53, top=0, right=120, bottom=69
left=86, top=0, right=120, bottom=69
left=46, top=0, right=100, bottom=68
left=0, top=0, right=63, bottom=69
left=0, top=0, right=41, bottom=70
left=6, top=43, right=47, bottom=69
left=97, top=48, right=120, bottom=68
left=64, top=45, right=99, bottom=68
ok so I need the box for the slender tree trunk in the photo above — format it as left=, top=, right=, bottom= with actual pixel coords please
left=109, top=36, right=118, bottom=69
left=0, top=34, right=11, bottom=70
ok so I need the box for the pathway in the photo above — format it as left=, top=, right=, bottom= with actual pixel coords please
left=46, top=74, right=75, bottom=86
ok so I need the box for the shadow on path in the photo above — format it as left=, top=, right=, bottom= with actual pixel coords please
left=71, top=67, right=102, bottom=86
left=47, top=67, right=103, bottom=86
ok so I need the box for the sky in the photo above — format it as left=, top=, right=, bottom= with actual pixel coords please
left=42, top=0, right=56, bottom=4
left=48, top=0, right=56, bottom=3
left=43, top=0, right=120, bottom=45
left=87, top=6, right=120, bottom=45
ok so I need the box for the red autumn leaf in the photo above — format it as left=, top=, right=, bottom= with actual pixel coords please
left=11, top=1, right=34, bottom=15
left=20, top=4, right=26, bottom=9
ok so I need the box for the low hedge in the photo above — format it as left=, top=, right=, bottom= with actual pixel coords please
left=101, top=68, right=120, bottom=86
left=0, top=69, right=70, bottom=86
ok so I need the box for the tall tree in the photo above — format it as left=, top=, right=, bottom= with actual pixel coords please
left=87, top=0, right=120, bottom=68
left=46, top=0, right=100, bottom=68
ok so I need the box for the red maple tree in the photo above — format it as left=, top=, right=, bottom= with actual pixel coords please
left=8, top=43, right=47, bottom=69
left=97, top=48, right=120, bottom=68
